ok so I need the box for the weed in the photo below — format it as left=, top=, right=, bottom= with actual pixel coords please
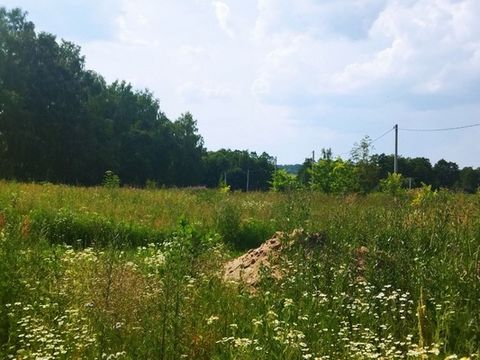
left=0, top=182, right=478, bottom=358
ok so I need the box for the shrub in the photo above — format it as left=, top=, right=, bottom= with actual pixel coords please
left=411, top=183, right=437, bottom=207
left=380, top=172, right=404, bottom=196
left=215, top=201, right=241, bottom=248
left=103, top=170, right=120, bottom=189
left=238, top=218, right=275, bottom=250
left=270, top=169, right=299, bottom=192
left=145, top=179, right=157, bottom=189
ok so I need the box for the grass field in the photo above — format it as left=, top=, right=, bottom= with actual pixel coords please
left=0, top=181, right=479, bottom=359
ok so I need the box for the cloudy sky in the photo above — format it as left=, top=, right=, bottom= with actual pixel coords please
left=4, top=0, right=480, bottom=166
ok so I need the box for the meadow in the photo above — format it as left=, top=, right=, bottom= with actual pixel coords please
left=0, top=181, right=479, bottom=359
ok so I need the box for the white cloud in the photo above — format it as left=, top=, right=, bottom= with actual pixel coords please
left=251, top=0, right=480, bottom=106
left=212, top=1, right=234, bottom=38
left=333, top=38, right=413, bottom=93
left=177, top=82, right=232, bottom=102
left=70, top=0, right=480, bottom=165
left=251, top=77, right=270, bottom=97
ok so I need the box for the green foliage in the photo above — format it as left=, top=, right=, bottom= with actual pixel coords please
left=214, top=200, right=274, bottom=250
left=0, top=182, right=479, bottom=358
left=215, top=200, right=242, bottom=247
left=274, top=190, right=311, bottom=232
left=350, top=136, right=379, bottom=193
left=457, top=166, right=480, bottom=193
left=0, top=5, right=277, bottom=189
left=203, top=150, right=275, bottom=191
left=145, top=179, right=157, bottom=190
left=218, top=180, right=231, bottom=193
left=28, top=207, right=166, bottom=248
left=350, top=136, right=371, bottom=163
left=379, top=172, right=404, bottom=195
left=411, top=183, right=437, bottom=207
left=277, top=164, right=302, bottom=174
left=296, top=158, right=313, bottom=186
left=270, top=169, right=299, bottom=192
left=171, top=216, right=221, bottom=260
left=433, top=159, right=460, bottom=189
left=238, top=218, right=275, bottom=250
left=310, top=158, right=357, bottom=194
left=0, top=8, right=208, bottom=188
left=102, top=170, right=120, bottom=189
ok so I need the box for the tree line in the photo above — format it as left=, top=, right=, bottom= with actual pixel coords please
left=1, top=8, right=478, bottom=193
left=0, top=8, right=274, bottom=190
left=275, top=140, right=480, bottom=193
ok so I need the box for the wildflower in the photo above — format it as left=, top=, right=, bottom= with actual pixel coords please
left=206, top=315, right=219, bottom=325
left=252, top=319, right=262, bottom=326
left=284, top=298, right=294, bottom=308
left=233, top=337, right=252, bottom=347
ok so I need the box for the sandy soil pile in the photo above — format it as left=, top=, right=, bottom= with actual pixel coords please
left=223, top=232, right=285, bottom=287
left=223, top=229, right=369, bottom=287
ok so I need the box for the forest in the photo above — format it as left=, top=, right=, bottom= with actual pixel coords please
left=0, top=8, right=274, bottom=190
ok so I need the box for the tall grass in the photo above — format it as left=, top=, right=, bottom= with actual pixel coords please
left=0, top=181, right=479, bottom=358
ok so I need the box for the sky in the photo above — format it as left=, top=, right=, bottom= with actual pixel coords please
left=3, top=0, right=480, bottom=167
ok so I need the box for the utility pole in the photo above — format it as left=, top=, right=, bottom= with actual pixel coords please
left=246, top=169, right=250, bottom=192
left=311, top=150, right=315, bottom=175
left=394, top=124, right=398, bottom=174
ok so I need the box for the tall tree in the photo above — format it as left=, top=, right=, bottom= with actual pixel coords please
left=350, top=137, right=378, bottom=193
left=170, top=113, right=205, bottom=186
left=433, top=159, right=460, bottom=189
left=458, top=167, right=480, bottom=193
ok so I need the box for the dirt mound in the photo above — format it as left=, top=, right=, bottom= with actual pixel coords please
left=223, top=229, right=321, bottom=287
left=224, top=230, right=375, bottom=290
left=223, top=232, right=285, bottom=287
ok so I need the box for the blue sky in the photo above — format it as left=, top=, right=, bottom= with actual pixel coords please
left=3, top=0, right=480, bottom=166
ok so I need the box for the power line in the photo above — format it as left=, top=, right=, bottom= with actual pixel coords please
left=332, top=127, right=394, bottom=158
left=399, top=123, right=480, bottom=132
left=327, top=122, right=478, bottom=160
left=370, top=127, right=395, bottom=144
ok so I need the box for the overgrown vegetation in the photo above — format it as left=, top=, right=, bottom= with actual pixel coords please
left=0, top=181, right=479, bottom=359
left=1, top=8, right=479, bottom=357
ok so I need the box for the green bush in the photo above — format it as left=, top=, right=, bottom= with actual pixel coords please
left=102, top=170, right=120, bottom=189
left=215, top=201, right=241, bottom=248
left=238, top=218, right=275, bottom=250
left=145, top=179, right=157, bottom=190
left=270, top=169, right=299, bottom=192
left=380, top=172, right=404, bottom=196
